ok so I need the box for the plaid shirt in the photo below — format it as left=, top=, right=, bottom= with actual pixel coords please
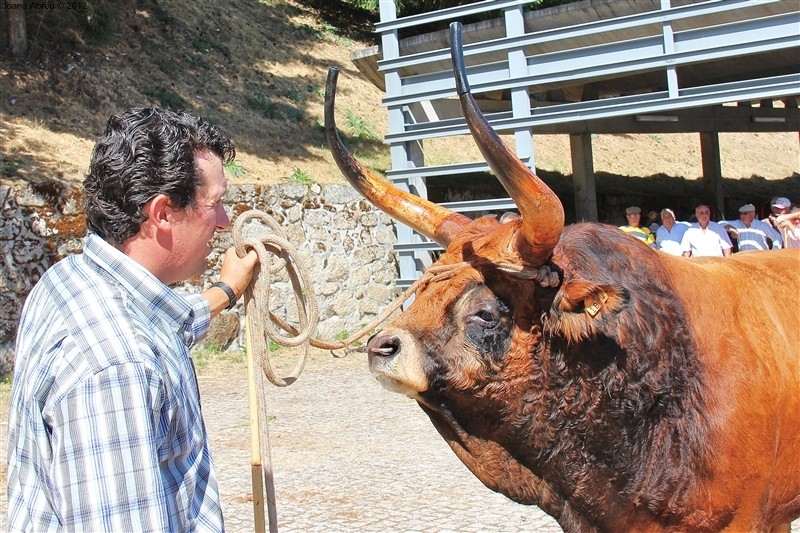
left=719, top=218, right=784, bottom=251
left=7, top=234, right=223, bottom=532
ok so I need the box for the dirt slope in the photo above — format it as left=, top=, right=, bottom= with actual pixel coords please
left=1, top=1, right=798, bottom=195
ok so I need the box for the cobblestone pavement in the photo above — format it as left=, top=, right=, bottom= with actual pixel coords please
left=199, top=349, right=562, bottom=533
left=2, top=348, right=799, bottom=533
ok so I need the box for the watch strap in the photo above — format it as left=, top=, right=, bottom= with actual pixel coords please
left=211, top=281, right=237, bottom=310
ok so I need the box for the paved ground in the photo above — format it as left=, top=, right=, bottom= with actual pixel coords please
left=2, top=348, right=799, bottom=532
left=201, top=348, right=562, bottom=533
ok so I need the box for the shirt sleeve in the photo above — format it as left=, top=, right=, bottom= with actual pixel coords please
left=47, top=362, right=170, bottom=532
left=716, top=226, right=733, bottom=249
left=644, top=230, right=656, bottom=247
left=763, top=222, right=784, bottom=249
left=680, top=231, right=691, bottom=253
left=181, top=292, right=212, bottom=344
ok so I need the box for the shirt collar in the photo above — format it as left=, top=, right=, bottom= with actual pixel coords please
left=83, top=233, right=196, bottom=343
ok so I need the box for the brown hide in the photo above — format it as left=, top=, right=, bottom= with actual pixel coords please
left=325, top=22, right=799, bottom=530
left=365, top=220, right=800, bottom=533
left=661, top=248, right=800, bottom=528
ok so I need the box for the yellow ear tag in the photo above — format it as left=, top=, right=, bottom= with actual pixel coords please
left=585, top=293, right=609, bottom=318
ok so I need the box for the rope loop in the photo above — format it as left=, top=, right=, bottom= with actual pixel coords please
left=231, top=209, right=561, bottom=387
left=232, top=210, right=461, bottom=379
left=233, top=210, right=318, bottom=387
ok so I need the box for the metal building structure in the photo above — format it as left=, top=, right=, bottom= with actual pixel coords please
left=350, top=0, right=800, bottom=288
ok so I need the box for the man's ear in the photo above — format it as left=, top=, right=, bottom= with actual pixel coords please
left=144, top=194, right=173, bottom=233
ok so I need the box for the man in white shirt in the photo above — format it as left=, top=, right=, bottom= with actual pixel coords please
left=655, top=208, right=689, bottom=256
left=681, top=204, right=732, bottom=257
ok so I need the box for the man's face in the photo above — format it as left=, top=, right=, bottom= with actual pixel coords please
left=771, top=205, right=788, bottom=217
left=661, top=211, right=675, bottom=228
left=739, top=210, right=755, bottom=226
left=169, top=151, right=229, bottom=283
left=626, top=213, right=640, bottom=227
left=695, top=206, right=711, bottom=226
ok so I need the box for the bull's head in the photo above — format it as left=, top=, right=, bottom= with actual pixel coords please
left=325, top=22, right=695, bottom=525
left=324, top=22, right=572, bottom=509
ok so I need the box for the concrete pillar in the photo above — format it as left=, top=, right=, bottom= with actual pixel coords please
left=570, top=133, right=598, bottom=222
left=700, top=132, right=725, bottom=218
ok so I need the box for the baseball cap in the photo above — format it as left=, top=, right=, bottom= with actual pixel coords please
left=626, top=206, right=641, bottom=215
left=738, top=204, right=755, bottom=213
left=771, top=197, right=791, bottom=209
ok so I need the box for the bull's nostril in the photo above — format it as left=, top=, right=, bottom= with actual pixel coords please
left=368, top=334, right=401, bottom=358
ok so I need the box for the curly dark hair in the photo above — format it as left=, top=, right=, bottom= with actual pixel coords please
left=84, top=107, right=235, bottom=244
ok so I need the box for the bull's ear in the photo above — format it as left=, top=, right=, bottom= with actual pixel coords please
left=557, top=280, right=625, bottom=317
left=551, top=280, right=627, bottom=343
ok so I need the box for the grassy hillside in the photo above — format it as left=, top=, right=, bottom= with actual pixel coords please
left=1, top=0, right=798, bottom=218
left=0, top=0, right=389, bottom=187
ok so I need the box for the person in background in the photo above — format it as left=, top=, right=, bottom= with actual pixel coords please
left=619, top=206, right=656, bottom=247
left=646, top=210, right=660, bottom=234
left=7, top=107, right=259, bottom=532
left=764, top=197, right=791, bottom=230
left=764, top=197, right=792, bottom=246
left=655, top=208, right=689, bottom=256
left=720, top=203, right=783, bottom=251
left=681, top=204, right=733, bottom=257
left=776, top=207, right=800, bottom=248
left=767, top=196, right=791, bottom=219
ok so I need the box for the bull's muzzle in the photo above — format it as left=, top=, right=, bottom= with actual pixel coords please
left=366, top=333, right=401, bottom=358
left=365, top=329, right=429, bottom=396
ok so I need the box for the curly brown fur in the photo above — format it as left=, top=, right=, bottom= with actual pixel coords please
left=535, top=224, right=714, bottom=526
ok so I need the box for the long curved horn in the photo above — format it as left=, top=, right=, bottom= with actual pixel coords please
left=325, top=67, right=470, bottom=248
left=450, top=23, right=564, bottom=266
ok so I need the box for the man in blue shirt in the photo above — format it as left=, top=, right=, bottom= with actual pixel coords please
left=655, top=208, right=690, bottom=256
left=7, top=108, right=259, bottom=532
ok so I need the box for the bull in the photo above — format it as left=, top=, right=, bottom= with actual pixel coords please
left=324, top=22, right=800, bottom=533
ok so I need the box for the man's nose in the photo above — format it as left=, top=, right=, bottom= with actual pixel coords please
left=216, top=202, right=230, bottom=230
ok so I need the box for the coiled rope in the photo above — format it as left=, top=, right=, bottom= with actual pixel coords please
left=230, top=210, right=467, bottom=533
left=230, top=209, right=559, bottom=532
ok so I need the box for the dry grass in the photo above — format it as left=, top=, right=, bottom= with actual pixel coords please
left=1, top=0, right=797, bottom=191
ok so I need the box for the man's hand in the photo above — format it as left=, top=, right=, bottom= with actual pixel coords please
left=219, top=247, right=259, bottom=298
left=204, top=247, right=259, bottom=317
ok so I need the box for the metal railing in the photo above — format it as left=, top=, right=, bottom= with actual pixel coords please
left=371, top=0, right=800, bottom=287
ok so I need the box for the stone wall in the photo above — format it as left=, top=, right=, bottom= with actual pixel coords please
left=0, top=179, right=400, bottom=374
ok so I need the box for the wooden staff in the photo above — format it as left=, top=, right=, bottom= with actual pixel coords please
left=246, top=316, right=267, bottom=533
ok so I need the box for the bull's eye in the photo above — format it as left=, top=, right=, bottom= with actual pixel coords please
left=456, top=283, right=513, bottom=357
left=470, top=309, right=499, bottom=329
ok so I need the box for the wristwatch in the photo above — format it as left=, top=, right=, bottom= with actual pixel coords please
left=211, top=281, right=238, bottom=310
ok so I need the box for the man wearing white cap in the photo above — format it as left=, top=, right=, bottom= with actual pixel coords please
left=619, top=206, right=656, bottom=248
left=769, top=197, right=791, bottom=217
left=721, top=204, right=783, bottom=251
left=764, top=196, right=792, bottom=244
left=655, top=208, right=690, bottom=256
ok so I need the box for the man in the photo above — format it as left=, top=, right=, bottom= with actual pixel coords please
left=721, top=203, right=783, bottom=251
left=766, top=196, right=791, bottom=222
left=681, top=204, right=733, bottom=257
left=7, top=108, right=259, bottom=531
left=619, top=206, right=656, bottom=247
left=764, top=196, right=792, bottom=246
left=776, top=208, right=800, bottom=248
left=655, top=208, right=689, bottom=256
